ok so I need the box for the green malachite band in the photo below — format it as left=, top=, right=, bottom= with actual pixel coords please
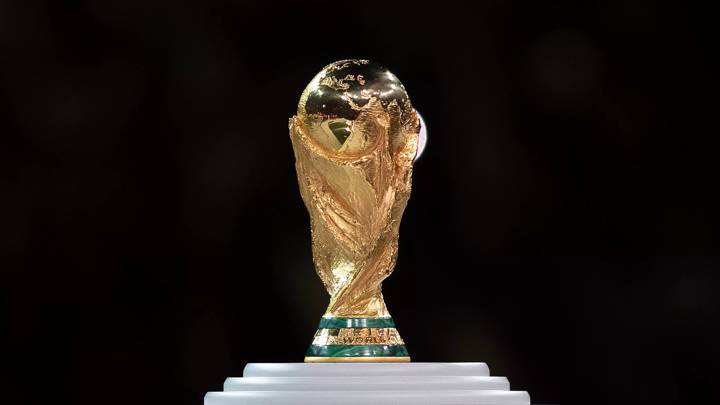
left=306, top=344, right=409, bottom=357
left=318, top=317, right=395, bottom=329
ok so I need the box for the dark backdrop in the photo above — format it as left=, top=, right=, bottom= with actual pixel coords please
left=2, top=1, right=719, bottom=404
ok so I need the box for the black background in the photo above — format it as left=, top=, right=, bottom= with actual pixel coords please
left=2, top=1, right=719, bottom=404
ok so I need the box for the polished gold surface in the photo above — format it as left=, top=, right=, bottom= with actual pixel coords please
left=311, top=328, right=405, bottom=346
left=290, top=60, right=419, bottom=318
left=305, top=356, right=411, bottom=363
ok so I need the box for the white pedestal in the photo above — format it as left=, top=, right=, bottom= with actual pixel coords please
left=205, top=363, right=531, bottom=404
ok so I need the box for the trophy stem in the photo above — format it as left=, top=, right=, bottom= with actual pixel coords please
left=325, top=289, right=390, bottom=318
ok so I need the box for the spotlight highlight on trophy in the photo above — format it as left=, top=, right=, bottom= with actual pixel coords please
left=415, top=110, right=427, bottom=161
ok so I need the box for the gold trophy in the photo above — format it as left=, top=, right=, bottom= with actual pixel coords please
left=204, top=59, right=534, bottom=405
left=289, top=60, right=420, bottom=362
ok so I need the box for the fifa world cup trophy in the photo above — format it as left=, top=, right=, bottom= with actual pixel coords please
left=203, top=59, right=533, bottom=405
left=289, top=60, right=420, bottom=362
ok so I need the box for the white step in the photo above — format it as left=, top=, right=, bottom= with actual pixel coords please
left=205, top=390, right=531, bottom=405
left=242, top=362, right=490, bottom=377
left=224, top=375, right=510, bottom=391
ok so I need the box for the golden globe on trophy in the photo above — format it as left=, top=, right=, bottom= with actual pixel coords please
left=204, top=60, right=532, bottom=404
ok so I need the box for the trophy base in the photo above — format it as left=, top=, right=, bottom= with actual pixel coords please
left=204, top=362, right=531, bottom=404
left=305, top=356, right=410, bottom=363
left=305, top=316, right=409, bottom=362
